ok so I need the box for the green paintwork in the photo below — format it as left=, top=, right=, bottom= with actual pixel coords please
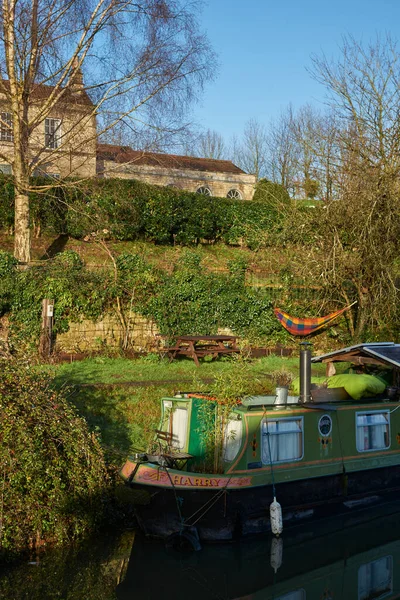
left=156, top=395, right=400, bottom=488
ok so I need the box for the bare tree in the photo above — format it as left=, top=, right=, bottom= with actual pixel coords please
left=232, top=118, right=268, bottom=180
left=0, top=0, right=215, bottom=262
left=304, top=34, right=400, bottom=337
left=197, top=129, right=226, bottom=159
left=266, top=106, right=297, bottom=194
left=181, top=127, right=226, bottom=159
left=311, top=33, right=400, bottom=176
left=313, top=110, right=339, bottom=202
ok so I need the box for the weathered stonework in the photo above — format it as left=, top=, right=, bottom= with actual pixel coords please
left=0, top=77, right=97, bottom=178
left=97, top=145, right=256, bottom=200
left=55, top=313, right=160, bottom=353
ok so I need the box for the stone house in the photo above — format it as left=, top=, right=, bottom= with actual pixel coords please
left=96, top=144, right=256, bottom=200
left=0, top=73, right=97, bottom=179
left=0, top=72, right=255, bottom=198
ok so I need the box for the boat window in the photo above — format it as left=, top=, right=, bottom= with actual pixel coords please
left=223, top=416, right=243, bottom=462
left=358, top=555, right=392, bottom=600
left=261, top=418, right=303, bottom=464
left=356, top=411, right=390, bottom=452
left=171, top=406, right=189, bottom=450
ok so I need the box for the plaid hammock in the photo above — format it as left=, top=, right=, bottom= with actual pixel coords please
left=273, top=304, right=354, bottom=336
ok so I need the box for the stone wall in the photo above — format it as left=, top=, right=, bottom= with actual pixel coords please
left=99, top=161, right=256, bottom=200
left=0, top=96, right=97, bottom=179
left=0, top=313, right=237, bottom=355
left=55, top=313, right=160, bottom=353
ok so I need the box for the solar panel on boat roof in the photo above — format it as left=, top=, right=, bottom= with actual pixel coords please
left=311, top=342, right=395, bottom=363
left=363, top=345, right=400, bottom=368
left=311, top=342, right=400, bottom=366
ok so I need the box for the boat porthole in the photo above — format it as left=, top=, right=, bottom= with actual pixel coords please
left=318, top=414, right=332, bottom=437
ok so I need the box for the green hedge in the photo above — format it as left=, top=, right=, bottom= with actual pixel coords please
left=0, top=176, right=281, bottom=247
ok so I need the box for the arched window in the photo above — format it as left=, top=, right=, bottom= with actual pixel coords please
left=227, top=188, right=242, bottom=199
left=196, top=186, right=212, bottom=196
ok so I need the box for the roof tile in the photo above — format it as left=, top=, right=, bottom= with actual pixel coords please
left=97, top=143, right=247, bottom=175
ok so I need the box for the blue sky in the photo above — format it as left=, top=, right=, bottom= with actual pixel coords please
left=193, top=0, right=400, bottom=139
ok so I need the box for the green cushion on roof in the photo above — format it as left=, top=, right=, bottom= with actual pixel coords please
left=291, top=376, right=327, bottom=395
left=326, top=374, right=386, bottom=400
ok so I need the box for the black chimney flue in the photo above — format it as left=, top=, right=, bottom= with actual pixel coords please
left=299, top=342, right=312, bottom=403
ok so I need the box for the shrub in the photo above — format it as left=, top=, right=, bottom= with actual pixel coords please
left=0, top=250, right=18, bottom=315
left=0, top=361, right=110, bottom=557
left=253, top=178, right=291, bottom=206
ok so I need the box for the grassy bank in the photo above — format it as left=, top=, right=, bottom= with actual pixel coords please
left=0, top=232, right=302, bottom=273
left=48, top=354, right=329, bottom=464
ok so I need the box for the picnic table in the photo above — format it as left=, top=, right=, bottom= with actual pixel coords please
left=165, top=334, right=240, bottom=366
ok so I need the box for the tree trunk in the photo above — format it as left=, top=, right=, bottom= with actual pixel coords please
left=14, top=189, right=31, bottom=264
left=354, top=290, right=368, bottom=341
left=13, top=119, right=31, bottom=263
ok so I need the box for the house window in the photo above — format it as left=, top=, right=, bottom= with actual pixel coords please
left=0, top=112, right=13, bottom=142
left=196, top=186, right=212, bottom=196
left=261, top=417, right=303, bottom=464
left=45, top=118, right=61, bottom=149
left=0, top=164, right=12, bottom=174
left=227, top=188, right=242, bottom=199
left=358, top=556, right=392, bottom=600
left=223, top=416, right=243, bottom=462
left=356, top=411, right=390, bottom=452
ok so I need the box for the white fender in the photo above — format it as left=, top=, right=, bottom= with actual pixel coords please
left=270, top=496, right=283, bottom=536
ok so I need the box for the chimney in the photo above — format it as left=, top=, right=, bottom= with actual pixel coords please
left=70, top=58, right=84, bottom=96
left=299, top=342, right=312, bottom=403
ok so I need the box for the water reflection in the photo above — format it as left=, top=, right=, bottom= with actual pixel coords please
left=0, top=530, right=135, bottom=600
left=1, top=504, right=400, bottom=599
left=118, top=503, right=400, bottom=600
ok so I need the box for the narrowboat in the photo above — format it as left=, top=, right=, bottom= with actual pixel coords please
left=120, top=342, right=400, bottom=542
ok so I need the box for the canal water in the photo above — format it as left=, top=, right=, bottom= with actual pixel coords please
left=1, top=501, right=400, bottom=599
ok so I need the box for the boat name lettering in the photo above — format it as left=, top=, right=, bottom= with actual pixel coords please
left=137, top=468, right=252, bottom=488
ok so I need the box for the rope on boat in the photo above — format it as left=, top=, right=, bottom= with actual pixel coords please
left=183, top=480, right=233, bottom=527
left=263, top=408, right=277, bottom=499
left=263, top=407, right=283, bottom=535
left=163, top=467, right=184, bottom=529
left=162, top=465, right=233, bottom=529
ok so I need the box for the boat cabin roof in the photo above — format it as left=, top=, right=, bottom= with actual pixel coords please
left=312, top=342, right=400, bottom=369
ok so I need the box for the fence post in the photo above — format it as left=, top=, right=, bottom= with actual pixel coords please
left=39, top=299, right=54, bottom=358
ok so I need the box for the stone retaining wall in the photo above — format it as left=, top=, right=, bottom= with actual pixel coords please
left=55, top=313, right=160, bottom=352
left=0, top=313, right=237, bottom=354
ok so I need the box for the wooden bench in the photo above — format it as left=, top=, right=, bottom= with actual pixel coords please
left=164, top=335, right=240, bottom=365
